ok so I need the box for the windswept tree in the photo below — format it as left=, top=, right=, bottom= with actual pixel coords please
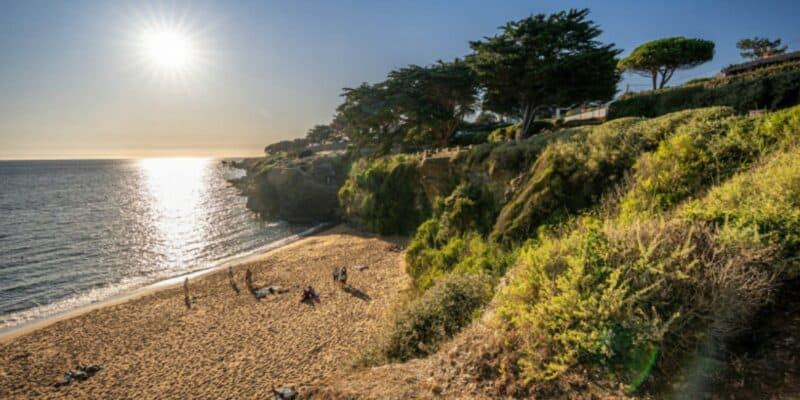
left=468, top=9, right=620, bottom=139
left=737, top=37, right=788, bottom=60
left=387, top=59, right=478, bottom=147
left=335, top=60, right=478, bottom=151
left=334, top=82, right=401, bottom=152
left=619, top=37, right=715, bottom=90
left=305, top=124, right=337, bottom=144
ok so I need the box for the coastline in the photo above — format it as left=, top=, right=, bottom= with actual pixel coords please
left=0, top=223, right=408, bottom=399
left=0, top=222, right=334, bottom=343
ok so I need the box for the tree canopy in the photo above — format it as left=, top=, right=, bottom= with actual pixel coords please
left=334, top=59, right=479, bottom=152
left=468, top=8, right=621, bottom=139
left=737, top=37, right=788, bottom=60
left=305, top=124, right=337, bottom=144
left=618, top=37, right=715, bottom=90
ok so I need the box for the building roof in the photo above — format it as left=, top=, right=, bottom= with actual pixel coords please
left=722, top=50, right=800, bottom=76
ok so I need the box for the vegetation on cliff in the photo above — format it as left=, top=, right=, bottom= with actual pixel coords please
left=240, top=6, right=800, bottom=397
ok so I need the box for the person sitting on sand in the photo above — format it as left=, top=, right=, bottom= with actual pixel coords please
left=271, top=385, right=297, bottom=400
left=228, top=266, right=239, bottom=294
left=300, top=286, right=319, bottom=303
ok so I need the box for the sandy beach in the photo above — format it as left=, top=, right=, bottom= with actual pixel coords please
left=0, top=225, right=408, bottom=399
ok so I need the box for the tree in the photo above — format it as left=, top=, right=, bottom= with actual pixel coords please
left=387, top=59, right=478, bottom=147
left=468, top=9, right=620, bottom=139
left=737, top=37, right=788, bottom=60
left=334, top=82, right=402, bottom=152
left=618, top=37, right=715, bottom=90
left=305, top=124, right=335, bottom=144
left=334, top=60, right=478, bottom=151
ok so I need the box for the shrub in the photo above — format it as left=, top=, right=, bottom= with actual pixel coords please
left=683, top=148, right=800, bottom=276
left=383, top=272, right=493, bottom=361
left=406, top=184, right=514, bottom=291
left=621, top=105, right=800, bottom=220
left=338, top=154, right=429, bottom=234
left=498, top=217, right=775, bottom=388
left=607, top=68, right=800, bottom=119
left=491, top=108, right=736, bottom=243
left=488, top=124, right=519, bottom=142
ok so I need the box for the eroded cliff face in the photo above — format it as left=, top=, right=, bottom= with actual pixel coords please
left=233, top=151, right=350, bottom=224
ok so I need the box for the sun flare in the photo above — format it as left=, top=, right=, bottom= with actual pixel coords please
left=138, top=27, right=197, bottom=72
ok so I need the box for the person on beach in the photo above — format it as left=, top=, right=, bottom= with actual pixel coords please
left=183, top=278, right=191, bottom=309
left=228, top=266, right=239, bottom=294
left=245, top=269, right=254, bottom=294
left=300, top=286, right=319, bottom=304
left=332, top=266, right=348, bottom=288
left=271, top=385, right=297, bottom=400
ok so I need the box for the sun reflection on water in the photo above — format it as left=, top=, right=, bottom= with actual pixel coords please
left=138, top=158, right=212, bottom=269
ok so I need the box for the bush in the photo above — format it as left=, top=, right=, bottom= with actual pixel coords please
left=492, top=108, right=736, bottom=243
left=406, top=184, right=514, bottom=291
left=338, top=154, right=429, bottom=234
left=488, top=124, right=519, bottom=142
left=450, top=130, right=490, bottom=146
left=382, top=273, right=493, bottom=361
left=683, top=148, right=800, bottom=276
left=498, top=217, right=775, bottom=387
left=607, top=68, right=800, bottom=119
left=488, top=121, right=554, bottom=142
left=620, top=105, right=800, bottom=220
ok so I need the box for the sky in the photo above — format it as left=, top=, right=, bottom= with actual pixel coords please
left=0, top=0, right=798, bottom=160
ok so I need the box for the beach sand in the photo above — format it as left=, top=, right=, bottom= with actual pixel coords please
left=0, top=225, right=408, bottom=399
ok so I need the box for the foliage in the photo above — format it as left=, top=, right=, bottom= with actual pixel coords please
left=469, top=8, right=620, bottom=139
left=488, top=124, right=519, bottom=142
left=620, top=105, right=800, bottom=220
left=498, top=217, right=775, bottom=386
left=334, top=60, right=478, bottom=152
left=338, top=155, right=429, bottom=234
left=737, top=37, right=788, bottom=60
left=618, top=37, right=715, bottom=90
left=335, top=82, right=402, bottom=153
left=305, top=124, right=341, bottom=144
left=682, top=77, right=713, bottom=87
left=405, top=184, right=514, bottom=291
left=387, top=59, right=479, bottom=147
left=683, top=148, right=800, bottom=276
left=382, top=273, right=493, bottom=362
left=607, top=68, right=800, bottom=119
left=264, top=138, right=309, bottom=154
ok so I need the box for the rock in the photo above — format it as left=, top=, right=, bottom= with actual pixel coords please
left=234, top=152, right=349, bottom=223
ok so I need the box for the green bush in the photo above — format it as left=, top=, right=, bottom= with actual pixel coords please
left=406, top=184, right=514, bottom=291
left=492, top=108, right=736, bottom=243
left=338, top=154, right=429, bottom=234
left=683, top=148, right=800, bottom=276
left=608, top=68, right=800, bottom=119
left=499, top=217, right=775, bottom=387
left=488, top=123, right=519, bottom=142
left=488, top=121, right=554, bottom=142
left=383, top=273, right=493, bottom=361
left=620, top=105, right=800, bottom=219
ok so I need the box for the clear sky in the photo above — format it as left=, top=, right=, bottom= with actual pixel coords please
left=1, top=0, right=798, bottom=159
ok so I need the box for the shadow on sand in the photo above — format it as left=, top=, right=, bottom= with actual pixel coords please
left=343, top=286, right=371, bottom=301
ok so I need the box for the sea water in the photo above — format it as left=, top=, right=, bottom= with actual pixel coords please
left=0, top=158, right=308, bottom=331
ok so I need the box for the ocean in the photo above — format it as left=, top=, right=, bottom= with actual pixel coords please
left=0, top=158, right=309, bottom=331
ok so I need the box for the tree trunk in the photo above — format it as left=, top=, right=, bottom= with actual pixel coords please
left=519, top=103, right=536, bottom=140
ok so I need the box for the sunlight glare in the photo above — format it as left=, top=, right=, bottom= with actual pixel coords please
left=138, top=158, right=211, bottom=267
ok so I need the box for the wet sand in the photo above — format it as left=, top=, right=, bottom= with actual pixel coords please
left=0, top=225, right=408, bottom=399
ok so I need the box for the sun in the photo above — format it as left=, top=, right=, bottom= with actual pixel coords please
left=138, top=27, right=197, bottom=73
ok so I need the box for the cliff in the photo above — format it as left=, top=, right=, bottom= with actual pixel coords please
left=232, top=151, right=350, bottom=224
